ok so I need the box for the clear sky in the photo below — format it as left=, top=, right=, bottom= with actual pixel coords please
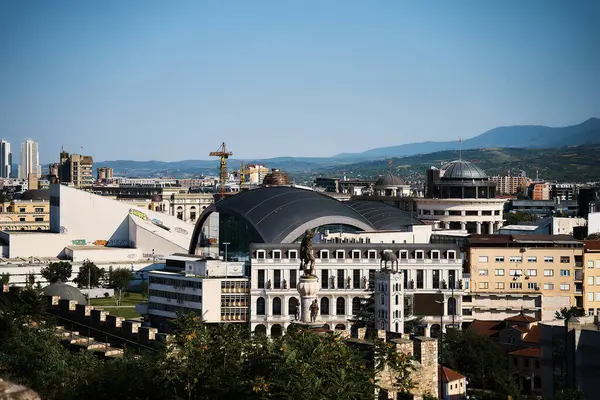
left=0, top=0, right=599, bottom=163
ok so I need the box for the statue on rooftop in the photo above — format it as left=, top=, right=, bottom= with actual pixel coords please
left=299, top=229, right=316, bottom=277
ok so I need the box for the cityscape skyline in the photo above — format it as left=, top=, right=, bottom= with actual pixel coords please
left=1, top=1, right=599, bottom=162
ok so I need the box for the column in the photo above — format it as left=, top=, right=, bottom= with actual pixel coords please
left=488, top=221, right=494, bottom=234
left=476, top=221, right=482, bottom=234
left=460, top=222, right=467, bottom=231
left=444, top=222, right=450, bottom=230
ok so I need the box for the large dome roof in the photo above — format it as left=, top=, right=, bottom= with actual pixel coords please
left=42, top=280, right=87, bottom=304
left=441, top=160, right=488, bottom=180
left=375, top=172, right=407, bottom=186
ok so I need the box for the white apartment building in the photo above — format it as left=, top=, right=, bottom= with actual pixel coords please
left=144, top=255, right=249, bottom=329
left=18, top=139, right=41, bottom=180
left=249, top=243, right=463, bottom=337
left=0, top=139, right=11, bottom=179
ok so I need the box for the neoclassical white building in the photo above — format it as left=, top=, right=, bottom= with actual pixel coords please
left=417, top=160, right=507, bottom=234
left=249, top=242, right=463, bottom=337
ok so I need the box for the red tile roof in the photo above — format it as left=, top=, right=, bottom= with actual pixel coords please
left=522, top=325, right=541, bottom=344
left=509, top=347, right=541, bottom=358
left=505, top=313, right=537, bottom=323
left=584, top=240, right=600, bottom=251
left=467, top=320, right=504, bottom=337
left=439, top=366, right=466, bottom=383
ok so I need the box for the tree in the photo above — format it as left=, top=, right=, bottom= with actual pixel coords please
left=555, top=306, right=585, bottom=320
left=139, top=280, right=149, bottom=301
left=26, top=272, right=35, bottom=288
left=0, top=272, right=9, bottom=285
left=403, top=297, right=424, bottom=335
left=73, top=259, right=105, bottom=288
left=108, top=268, right=134, bottom=315
left=555, top=388, right=587, bottom=400
left=349, top=290, right=375, bottom=330
left=41, top=261, right=72, bottom=284
left=504, top=211, right=538, bottom=226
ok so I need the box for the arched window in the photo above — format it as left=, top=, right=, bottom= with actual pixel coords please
left=448, top=297, right=457, bottom=316
left=288, top=297, right=298, bottom=316
left=395, top=322, right=399, bottom=332
left=336, top=297, right=346, bottom=315
left=320, top=297, right=330, bottom=315
left=254, top=324, right=267, bottom=335
left=352, top=297, right=361, bottom=315
left=272, top=297, right=282, bottom=316
left=381, top=295, right=385, bottom=305
left=256, top=297, right=265, bottom=315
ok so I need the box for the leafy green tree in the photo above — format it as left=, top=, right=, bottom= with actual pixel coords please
left=0, top=272, right=9, bottom=285
left=555, top=306, right=586, bottom=320
left=403, top=297, right=424, bottom=335
left=504, top=211, right=538, bottom=226
left=442, top=328, right=518, bottom=397
left=139, top=280, right=149, bottom=301
left=26, top=272, right=35, bottom=288
left=108, top=268, right=134, bottom=315
left=73, top=259, right=105, bottom=288
left=41, top=261, right=72, bottom=284
left=349, top=290, right=375, bottom=329
left=555, top=388, right=587, bottom=400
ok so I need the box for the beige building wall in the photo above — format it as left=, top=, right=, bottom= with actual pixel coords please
left=583, top=247, right=600, bottom=316
left=0, top=199, right=50, bottom=231
left=468, top=243, right=583, bottom=321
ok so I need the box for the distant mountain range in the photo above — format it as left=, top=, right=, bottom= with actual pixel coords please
left=94, top=118, right=600, bottom=178
left=333, top=117, right=600, bottom=159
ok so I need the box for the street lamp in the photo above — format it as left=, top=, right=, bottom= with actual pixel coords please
left=435, top=291, right=447, bottom=400
left=223, top=242, right=231, bottom=278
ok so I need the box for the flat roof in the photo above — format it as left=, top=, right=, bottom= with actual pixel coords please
left=469, top=234, right=582, bottom=246
left=66, top=245, right=132, bottom=251
left=500, top=225, right=539, bottom=231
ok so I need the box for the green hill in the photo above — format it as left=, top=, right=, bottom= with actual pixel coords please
left=311, top=145, right=600, bottom=182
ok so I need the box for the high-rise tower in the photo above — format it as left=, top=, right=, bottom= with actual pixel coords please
left=0, top=139, right=11, bottom=178
left=18, top=139, right=41, bottom=180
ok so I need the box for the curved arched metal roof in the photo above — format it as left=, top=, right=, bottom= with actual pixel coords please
left=441, top=160, right=488, bottom=180
left=190, top=187, right=375, bottom=248
left=375, top=172, right=407, bottom=187
left=42, top=280, right=87, bottom=304
left=346, top=200, right=424, bottom=230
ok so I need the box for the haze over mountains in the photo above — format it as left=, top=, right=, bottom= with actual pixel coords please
left=96, top=118, right=600, bottom=176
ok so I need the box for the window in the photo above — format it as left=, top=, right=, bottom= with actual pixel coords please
left=337, top=270, right=344, bottom=289
left=509, top=269, right=522, bottom=276
left=560, top=270, right=570, bottom=277
left=495, top=256, right=505, bottom=262
left=432, top=270, right=440, bottom=289
left=447, top=251, right=456, bottom=260
left=415, top=250, right=424, bottom=260
left=589, top=308, right=595, bottom=316
left=495, top=282, right=505, bottom=289
left=543, top=283, right=554, bottom=290
left=273, top=250, right=281, bottom=259
left=479, top=269, right=489, bottom=276
left=336, top=297, right=346, bottom=315
left=320, top=298, right=330, bottom=315
left=257, top=250, right=266, bottom=259
left=35, top=207, right=44, bottom=212
left=587, top=260, right=594, bottom=268
left=431, top=250, right=440, bottom=260
left=560, top=284, right=570, bottom=291
left=527, top=256, right=537, bottom=263
left=509, top=256, right=522, bottom=263
left=320, top=250, right=329, bottom=259
left=336, top=250, right=345, bottom=259
left=544, top=269, right=554, bottom=277
left=588, top=276, right=595, bottom=286
left=273, top=270, right=281, bottom=289
left=321, top=270, right=329, bottom=289
left=526, top=269, right=537, bottom=276
left=527, top=282, right=537, bottom=290
left=588, top=292, right=594, bottom=302
left=353, top=270, right=361, bottom=289
left=272, top=297, right=282, bottom=315
left=510, top=282, right=522, bottom=289
left=416, top=270, right=424, bottom=289
left=478, top=256, right=489, bottom=263
left=479, top=282, right=489, bottom=289
left=289, top=250, right=298, bottom=259
left=351, top=250, right=361, bottom=259
left=596, top=293, right=600, bottom=302
left=544, top=256, right=554, bottom=263
left=257, top=270, right=265, bottom=289
left=560, top=256, right=570, bottom=264
left=400, top=251, right=409, bottom=260
left=597, top=277, right=600, bottom=285
left=368, top=250, right=377, bottom=259
left=19, top=208, right=25, bottom=212
left=256, top=297, right=266, bottom=315
left=290, top=270, right=297, bottom=289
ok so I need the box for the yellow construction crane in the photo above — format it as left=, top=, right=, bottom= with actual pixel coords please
left=209, top=142, right=233, bottom=197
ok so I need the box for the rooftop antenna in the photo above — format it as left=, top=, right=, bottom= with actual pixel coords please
left=458, top=138, right=463, bottom=161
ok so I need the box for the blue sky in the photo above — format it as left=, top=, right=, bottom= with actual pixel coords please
left=0, top=0, right=598, bottom=163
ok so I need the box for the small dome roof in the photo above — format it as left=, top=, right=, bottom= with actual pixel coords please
left=42, top=280, right=87, bottom=304
left=441, top=160, right=488, bottom=180
left=375, top=172, right=406, bottom=186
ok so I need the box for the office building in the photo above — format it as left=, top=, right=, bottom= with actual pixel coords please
left=464, top=234, right=584, bottom=322
left=96, top=167, right=114, bottom=182
left=59, top=151, right=94, bottom=188
left=0, top=139, right=11, bottom=178
left=18, top=139, right=41, bottom=180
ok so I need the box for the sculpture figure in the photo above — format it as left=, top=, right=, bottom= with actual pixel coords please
left=309, top=299, right=319, bottom=323
left=283, top=279, right=287, bottom=289
left=362, top=276, right=368, bottom=289
left=299, top=229, right=316, bottom=276
left=329, top=275, right=335, bottom=289
left=267, top=279, right=272, bottom=289
left=346, top=276, right=351, bottom=289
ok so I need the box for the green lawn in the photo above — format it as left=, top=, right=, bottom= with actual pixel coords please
left=89, top=292, right=145, bottom=319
